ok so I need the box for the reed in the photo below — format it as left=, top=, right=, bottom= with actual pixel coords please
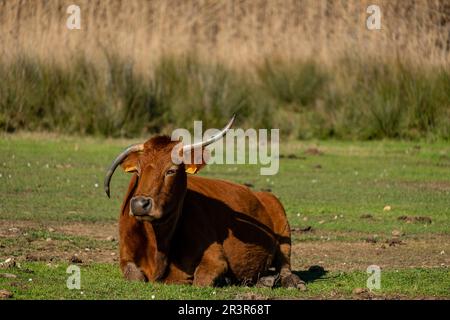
left=1, top=0, right=449, bottom=139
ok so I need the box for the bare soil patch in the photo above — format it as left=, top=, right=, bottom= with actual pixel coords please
left=1, top=220, right=449, bottom=272
left=0, top=220, right=118, bottom=264
left=292, top=237, right=449, bottom=271
left=398, top=180, right=450, bottom=192
left=398, top=216, right=432, bottom=224
left=0, top=220, right=117, bottom=240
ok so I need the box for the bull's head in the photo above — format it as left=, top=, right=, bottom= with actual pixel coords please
left=104, top=115, right=235, bottom=222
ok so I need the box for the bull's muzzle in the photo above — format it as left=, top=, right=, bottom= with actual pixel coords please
left=130, top=196, right=153, bottom=217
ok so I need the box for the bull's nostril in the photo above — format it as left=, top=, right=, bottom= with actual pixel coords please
left=140, top=199, right=151, bottom=211
left=131, top=196, right=152, bottom=215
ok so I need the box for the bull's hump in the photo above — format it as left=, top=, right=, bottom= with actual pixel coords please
left=187, top=175, right=251, bottom=197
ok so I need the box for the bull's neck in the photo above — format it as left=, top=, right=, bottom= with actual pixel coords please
left=141, top=209, right=181, bottom=281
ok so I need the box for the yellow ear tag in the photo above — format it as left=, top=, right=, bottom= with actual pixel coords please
left=124, top=165, right=137, bottom=173
left=185, top=164, right=199, bottom=174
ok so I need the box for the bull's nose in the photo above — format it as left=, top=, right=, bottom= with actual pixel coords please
left=130, top=196, right=153, bottom=216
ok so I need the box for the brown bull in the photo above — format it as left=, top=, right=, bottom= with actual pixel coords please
left=104, top=116, right=304, bottom=289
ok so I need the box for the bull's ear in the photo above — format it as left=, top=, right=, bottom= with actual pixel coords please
left=183, top=148, right=210, bottom=174
left=120, top=152, right=140, bottom=173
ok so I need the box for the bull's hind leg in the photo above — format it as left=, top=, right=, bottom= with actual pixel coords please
left=273, top=219, right=306, bottom=290
left=275, top=241, right=306, bottom=290
left=255, top=191, right=306, bottom=290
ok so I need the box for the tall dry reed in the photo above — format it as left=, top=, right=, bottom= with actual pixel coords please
left=1, top=0, right=449, bottom=71
left=0, top=0, right=449, bottom=139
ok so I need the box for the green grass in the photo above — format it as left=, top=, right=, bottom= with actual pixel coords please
left=0, top=134, right=449, bottom=299
left=1, top=263, right=448, bottom=299
left=1, top=135, right=449, bottom=235
left=1, top=55, right=450, bottom=139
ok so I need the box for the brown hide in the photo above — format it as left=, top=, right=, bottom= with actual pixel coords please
left=116, top=136, right=300, bottom=287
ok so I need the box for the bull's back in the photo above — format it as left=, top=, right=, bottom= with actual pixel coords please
left=186, top=175, right=274, bottom=229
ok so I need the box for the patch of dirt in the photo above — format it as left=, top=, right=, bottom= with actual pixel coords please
left=69, top=255, right=83, bottom=264
left=0, top=289, right=13, bottom=299
left=304, top=147, right=323, bottom=156
left=25, top=254, right=47, bottom=262
left=398, top=216, right=432, bottom=224
left=398, top=180, right=450, bottom=192
left=391, top=229, right=404, bottom=237
left=8, top=282, right=29, bottom=290
left=0, top=221, right=119, bottom=264
left=292, top=235, right=450, bottom=271
left=291, top=226, right=313, bottom=233
left=386, top=238, right=404, bottom=247
left=1, top=239, right=119, bottom=264
left=279, top=154, right=306, bottom=160
left=235, top=293, right=270, bottom=300
left=364, top=236, right=378, bottom=243
left=352, top=287, right=368, bottom=295
left=0, top=220, right=117, bottom=240
left=54, top=222, right=116, bottom=240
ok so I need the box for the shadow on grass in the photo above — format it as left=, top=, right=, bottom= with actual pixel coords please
left=294, top=265, right=328, bottom=283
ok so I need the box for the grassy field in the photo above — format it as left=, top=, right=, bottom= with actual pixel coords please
left=0, top=133, right=449, bottom=299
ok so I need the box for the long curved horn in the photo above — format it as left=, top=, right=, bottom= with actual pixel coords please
left=104, top=143, right=144, bottom=198
left=182, top=114, right=236, bottom=152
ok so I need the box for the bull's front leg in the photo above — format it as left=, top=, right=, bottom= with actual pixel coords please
left=120, top=261, right=146, bottom=281
left=162, top=264, right=194, bottom=285
left=192, top=243, right=229, bottom=287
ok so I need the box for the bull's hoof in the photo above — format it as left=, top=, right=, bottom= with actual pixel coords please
left=281, top=273, right=307, bottom=291
left=123, top=262, right=146, bottom=282
left=256, top=275, right=280, bottom=288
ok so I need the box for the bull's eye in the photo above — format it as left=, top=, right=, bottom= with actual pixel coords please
left=165, top=169, right=177, bottom=176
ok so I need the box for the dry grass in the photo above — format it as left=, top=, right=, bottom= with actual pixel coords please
left=1, top=1, right=449, bottom=139
left=0, top=0, right=449, bottom=72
